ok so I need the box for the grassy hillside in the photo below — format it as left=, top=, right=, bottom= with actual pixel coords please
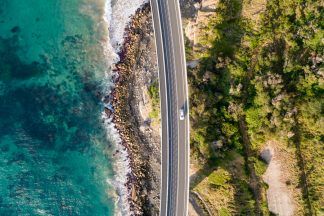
left=187, top=0, right=323, bottom=215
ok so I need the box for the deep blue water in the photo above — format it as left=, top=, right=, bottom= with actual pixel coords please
left=0, top=0, right=116, bottom=215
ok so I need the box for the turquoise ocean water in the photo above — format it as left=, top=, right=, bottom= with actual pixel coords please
left=0, top=0, right=119, bottom=215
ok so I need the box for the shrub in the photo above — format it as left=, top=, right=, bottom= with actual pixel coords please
left=208, top=168, right=231, bottom=187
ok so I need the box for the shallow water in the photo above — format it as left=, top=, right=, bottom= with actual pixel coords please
left=0, top=0, right=118, bottom=215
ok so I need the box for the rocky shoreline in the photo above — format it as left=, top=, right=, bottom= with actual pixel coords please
left=104, top=4, right=161, bottom=215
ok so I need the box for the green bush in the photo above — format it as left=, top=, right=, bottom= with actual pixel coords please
left=208, top=168, right=231, bottom=187
left=189, top=0, right=323, bottom=213
left=219, top=208, right=231, bottom=216
left=249, top=157, right=268, bottom=176
left=148, top=81, right=160, bottom=120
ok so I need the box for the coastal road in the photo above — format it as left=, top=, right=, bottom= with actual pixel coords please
left=150, top=0, right=190, bottom=215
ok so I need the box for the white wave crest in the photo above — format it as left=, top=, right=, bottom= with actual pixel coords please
left=106, top=0, right=149, bottom=51
left=100, top=0, right=148, bottom=215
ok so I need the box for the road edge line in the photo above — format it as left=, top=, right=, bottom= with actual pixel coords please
left=149, top=1, right=169, bottom=215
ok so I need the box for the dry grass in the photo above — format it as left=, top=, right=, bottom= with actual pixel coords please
left=193, top=174, right=235, bottom=215
left=191, top=151, right=249, bottom=215
left=242, top=0, right=267, bottom=26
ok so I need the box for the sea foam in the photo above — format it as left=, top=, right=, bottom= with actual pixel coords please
left=101, top=0, right=148, bottom=215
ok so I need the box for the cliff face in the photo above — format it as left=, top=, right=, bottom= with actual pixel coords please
left=181, top=0, right=219, bottom=51
left=182, top=0, right=269, bottom=53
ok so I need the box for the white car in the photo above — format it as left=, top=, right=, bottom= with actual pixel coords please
left=179, top=108, right=185, bottom=120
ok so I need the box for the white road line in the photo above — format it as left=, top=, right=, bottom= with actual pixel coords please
left=151, top=0, right=190, bottom=214
left=173, top=0, right=190, bottom=215
left=159, top=1, right=177, bottom=214
left=149, top=0, right=169, bottom=214
left=164, top=0, right=181, bottom=215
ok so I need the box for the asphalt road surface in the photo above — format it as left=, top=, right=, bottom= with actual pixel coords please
left=150, top=0, right=190, bottom=215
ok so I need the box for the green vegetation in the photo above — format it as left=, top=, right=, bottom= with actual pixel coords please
left=148, top=81, right=160, bottom=119
left=208, top=168, right=231, bottom=187
left=188, top=0, right=323, bottom=214
left=250, top=157, right=268, bottom=176
left=219, top=208, right=231, bottom=216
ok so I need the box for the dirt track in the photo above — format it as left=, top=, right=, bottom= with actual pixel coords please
left=262, top=143, right=296, bottom=216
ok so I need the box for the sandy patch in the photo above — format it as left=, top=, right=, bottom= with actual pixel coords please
left=261, top=142, right=297, bottom=216
left=188, top=201, right=200, bottom=216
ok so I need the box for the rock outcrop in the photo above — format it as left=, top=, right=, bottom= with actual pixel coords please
left=107, top=4, right=161, bottom=215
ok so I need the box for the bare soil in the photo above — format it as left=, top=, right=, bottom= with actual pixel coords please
left=261, top=141, right=303, bottom=216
